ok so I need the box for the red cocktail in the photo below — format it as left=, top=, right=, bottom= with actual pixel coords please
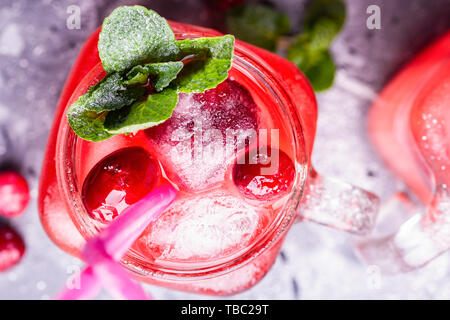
left=39, top=20, right=379, bottom=295
left=359, top=32, right=450, bottom=272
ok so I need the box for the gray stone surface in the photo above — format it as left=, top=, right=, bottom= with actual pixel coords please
left=0, top=0, right=449, bottom=299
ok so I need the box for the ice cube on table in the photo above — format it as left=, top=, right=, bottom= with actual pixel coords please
left=356, top=192, right=450, bottom=273
left=146, top=80, right=259, bottom=192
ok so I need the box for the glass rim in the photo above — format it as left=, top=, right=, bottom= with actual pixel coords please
left=55, top=31, right=309, bottom=281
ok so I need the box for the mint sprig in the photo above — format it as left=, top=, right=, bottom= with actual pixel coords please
left=226, top=3, right=290, bottom=52
left=303, top=0, right=346, bottom=37
left=224, top=0, right=345, bottom=92
left=68, top=6, right=235, bottom=142
left=287, top=0, right=345, bottom=91
left=291, top=47, right=336, bottom=92
left=286, top=34, right=337, bottom=92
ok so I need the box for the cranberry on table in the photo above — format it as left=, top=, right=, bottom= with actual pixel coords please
left=0, top=226, right=25, bottom=272
left=0, top=171, right=30, bottom=218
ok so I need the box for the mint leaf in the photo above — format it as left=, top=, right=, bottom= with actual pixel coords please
left=124, top=61, right=183, bottom=91
left=67, top=105, right=112, bottom=142
left=303, top=0, right=346, bottom=39
left=303, top=49, right=336, bottom=92
left=173, top=35, right=234, bottom=93
left=226, top=4, right=290, bottom=51
left=98, top=6, right=179, bottom=73
left=286, top=0, right=345, bottom=92
left=104, top=88, right=178, bottom=134
left=308, top=17, right=341, bottom=51
left=286, top=34, right=311, bottom=69
left=74, top=73, right=146, bottom=112
left=287, top=36, right=336, bottom=92
left=67, top=73, right=146, bottom=141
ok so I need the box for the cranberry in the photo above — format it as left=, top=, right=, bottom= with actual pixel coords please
left=0, top=226, right=25, bottom=272
left=0, top=171, right=30, bottom=217
left=233, top=148, right=295, bottom=201
left=82, top=147, right=160, bottom=223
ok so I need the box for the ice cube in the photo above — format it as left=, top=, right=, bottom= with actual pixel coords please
left=138, top=190, right=269, bottom=261
left=146, top=80, right=259, bottom=191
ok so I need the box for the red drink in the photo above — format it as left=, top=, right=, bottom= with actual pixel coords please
left=360, top=32, right=450, bottom=272
left=39, top=21, right=379, bottom=295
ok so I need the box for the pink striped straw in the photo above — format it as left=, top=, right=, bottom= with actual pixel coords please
left=55, top=183, right=177, bottom=300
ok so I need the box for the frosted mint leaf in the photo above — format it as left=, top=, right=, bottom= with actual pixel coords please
left=124, top=61, right=183, bottom=91
left=67, top=73, right=146, bottom=141
left=104, top=88, right=178, bottom=134
left=73, top=73, right=146, bottom=112
left=173, top=35, right=234, bottom=93
left=67, top=105, right=112, bottom=142
left=98, top=6, right=179, bottom=73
